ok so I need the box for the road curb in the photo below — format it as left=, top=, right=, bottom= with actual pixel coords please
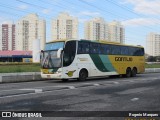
left=0, top=72, right=43, bottom=83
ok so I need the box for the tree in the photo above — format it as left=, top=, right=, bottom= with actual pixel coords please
left=147, top=56, right=156, bottom=62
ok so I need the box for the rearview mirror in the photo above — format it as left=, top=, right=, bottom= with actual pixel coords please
left=57, top=48, right=63, bottom=58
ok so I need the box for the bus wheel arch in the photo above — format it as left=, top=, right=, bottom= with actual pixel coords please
left=78, top=68, right=88, bottom=81
left=126, top=67, right=131, bottom=77
left=131, top=67, right=137, bottom=77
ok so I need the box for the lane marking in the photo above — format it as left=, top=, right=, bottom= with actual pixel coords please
left=19, top=88, right=43, bottom=93
left=0, top=87, right=78, bottom=99
left=113, top=82, right=119, bottom=84
left=93, top=84, right=100, bottom=86
left=129, top=80, right=134, bottom=83
left=131, top=98, right=139, bottom=101
left=68, top=86, right=75, bottom=89
left=35, top=89, right=42, bottom=93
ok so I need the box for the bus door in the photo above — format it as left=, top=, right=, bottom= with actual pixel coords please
left=62, top=41, right=78, bottom=78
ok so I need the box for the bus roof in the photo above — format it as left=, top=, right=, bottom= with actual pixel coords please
left=47, top=39, right=80, bottom=44
left=47, top=39, right=144, bottom=48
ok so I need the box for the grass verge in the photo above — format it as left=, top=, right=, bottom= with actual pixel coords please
left=145, top=63, right=160, bottom=68
left=0, top=63, right=40, bottom=73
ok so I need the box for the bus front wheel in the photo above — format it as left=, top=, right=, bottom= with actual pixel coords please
left=126, top=68, right=131, bottom=77
left=78, top=69, right=88, bottom=81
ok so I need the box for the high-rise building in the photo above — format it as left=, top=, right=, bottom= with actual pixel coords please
left=84, top=18, right=108, bottom=41
left=16, top=13, right=46, bottom=51
left=51, top=12, right=78, bottom=40
left=0, top=24, right=15, bottom=51
left=146, top=33, right=160, bottom=56
left=108, top=21, right=125, bottom=43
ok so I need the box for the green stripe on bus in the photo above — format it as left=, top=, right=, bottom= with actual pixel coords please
left=99, top=55, right=115, bottom=72
left=89, top=54, right=109, bottom=72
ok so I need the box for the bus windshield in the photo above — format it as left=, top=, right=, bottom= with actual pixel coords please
left=41, top=42, right=64, bottom=69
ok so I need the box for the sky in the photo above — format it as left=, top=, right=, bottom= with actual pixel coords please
left=0, top=0, right=160, bottom=49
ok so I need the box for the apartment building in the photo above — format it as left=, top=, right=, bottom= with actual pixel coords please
left=0, top=24, right=15, bottom=51
left=146, top=33, right=160, bottom=56
left=16, top=13, right=46, bottom=51
left=84, top=19, right=125, bottom=43
left=51, top=12, right=78, bottom=40
left=84, top=18, right=108, bottom=41
left=108, top=21, right=125, bottom=44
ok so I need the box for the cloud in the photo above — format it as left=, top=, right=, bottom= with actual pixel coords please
left=17, top=4, right=28, bottom=10
left=79, top=11, right=100, bottom=17
left=0, top=17, right=13, bottom=24
left=122, top=18, right=160, bottom=26
left=42, top=9, right=52, bottom=14
left=122, top=0, right=160, bottom=15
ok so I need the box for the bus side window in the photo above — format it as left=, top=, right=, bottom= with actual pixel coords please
left=104, top=44, right=111, bottom=55
left=128, top=47, right=134, bottom=56
left=135, top=48, right=144, bottom=56
left=100, top=44, right=105, bottom=54
left=111, top=45, right=119, bottom=55
left=84, top=42, right=90, bottom=53
left=77, top=42, right=82, bottom=54
left=121, top=46, right=129, bottom=55
left=134, top=48, right=138, bottom=56
left=78, top=41, right=90, bottom=54
left=90, top=43, right=98, bottom=54
left=141, top=48, right=144, bottom=56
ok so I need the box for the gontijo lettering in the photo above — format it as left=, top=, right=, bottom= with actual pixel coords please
left=115, top=57, right=133, bottom=61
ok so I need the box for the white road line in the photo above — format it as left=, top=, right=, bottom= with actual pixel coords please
left=19, top=89, right=35, bottom=91
left=19, top=88, right=43, bottom=93
left=0, top=87, right=75, bottom=99
left=113, top=82, right=119, bottom=84
left=131, top=98, right=139, bottom=101
left=35, top=89, right=43, bottom=93
left=93, top=84, right=100, bottom=86
left=0, top=85, right=75, bottom=93
left=129, top=80, right=134, bottom=83
left=0, top=88, right=25, bottom=92
left=68, top=86, right=75, bottom=89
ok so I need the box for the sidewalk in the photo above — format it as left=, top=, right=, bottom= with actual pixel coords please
left=0, top=68, right=160, bottom=83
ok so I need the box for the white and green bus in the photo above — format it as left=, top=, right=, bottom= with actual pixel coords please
left=40, top=39, right=145, bottom=81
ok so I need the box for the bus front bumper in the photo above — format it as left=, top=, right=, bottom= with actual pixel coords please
left=41, top=73, right=62, bottom=79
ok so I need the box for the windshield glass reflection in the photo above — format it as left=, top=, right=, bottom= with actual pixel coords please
left=41, top=51, right=62, bottom=68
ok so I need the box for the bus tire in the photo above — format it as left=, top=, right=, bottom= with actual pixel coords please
left=131, top=68, right=137, bottom=77
left=126, top=67, right=131, bottom=77
left=78, top=69, right=88, bottom=81
left=61, top=79, right=68, bottom=82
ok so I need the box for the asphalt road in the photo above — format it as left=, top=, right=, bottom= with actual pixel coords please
left=0, top=73, right=160, bottom=120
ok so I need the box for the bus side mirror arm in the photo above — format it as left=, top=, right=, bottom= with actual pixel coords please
left=57, top=48, right=63, bottom=58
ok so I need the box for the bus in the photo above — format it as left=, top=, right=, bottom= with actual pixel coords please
left=40, top=39, right=145, bottom=81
